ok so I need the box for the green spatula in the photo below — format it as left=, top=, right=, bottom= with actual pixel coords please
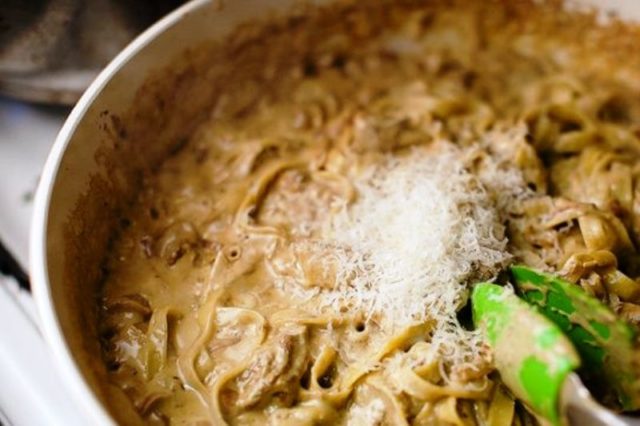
left=510, top=265, right=640, bottom=411
left=473, top=281, right=640, bottom=425
left=472, top=282, right=580, bottom=424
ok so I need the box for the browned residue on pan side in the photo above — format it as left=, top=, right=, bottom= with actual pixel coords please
left=54, top=0, right=640, bottom=423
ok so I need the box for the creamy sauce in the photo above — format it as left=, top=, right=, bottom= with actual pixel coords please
left=96, top=1, right=640, bottom=424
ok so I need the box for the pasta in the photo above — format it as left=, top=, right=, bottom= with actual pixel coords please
left=96, top=0, right=640, bottom=424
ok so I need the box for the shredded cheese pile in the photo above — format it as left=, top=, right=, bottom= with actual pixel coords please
left=318, top=143, right=514, bottom=365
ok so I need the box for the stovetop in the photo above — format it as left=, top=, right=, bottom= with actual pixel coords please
left=0, top=98, right=64, bottom=267
left=0, top=98, right=86, bottom=425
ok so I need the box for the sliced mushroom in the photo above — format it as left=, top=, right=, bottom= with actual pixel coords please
left=104, top=294, right=152, bottom=317
left=234, top=325, right=309, bottom=409
left=156, top=221, right=200, bottom=266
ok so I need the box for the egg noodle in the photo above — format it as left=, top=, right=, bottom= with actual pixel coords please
left=98, top=1, right=640, bottom=424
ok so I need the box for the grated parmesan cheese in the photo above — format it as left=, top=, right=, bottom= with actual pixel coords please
left=346, top=398, right=386, bottom=426
left=273, top=138, right=527, bottom=368
left=322, top=143, right=511, bottom=364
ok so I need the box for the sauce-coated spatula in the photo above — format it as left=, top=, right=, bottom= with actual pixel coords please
left=472, top=282, right=640, bottom=425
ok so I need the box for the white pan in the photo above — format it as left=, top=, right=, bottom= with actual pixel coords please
left=28, top=0, right=640, bottom=424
